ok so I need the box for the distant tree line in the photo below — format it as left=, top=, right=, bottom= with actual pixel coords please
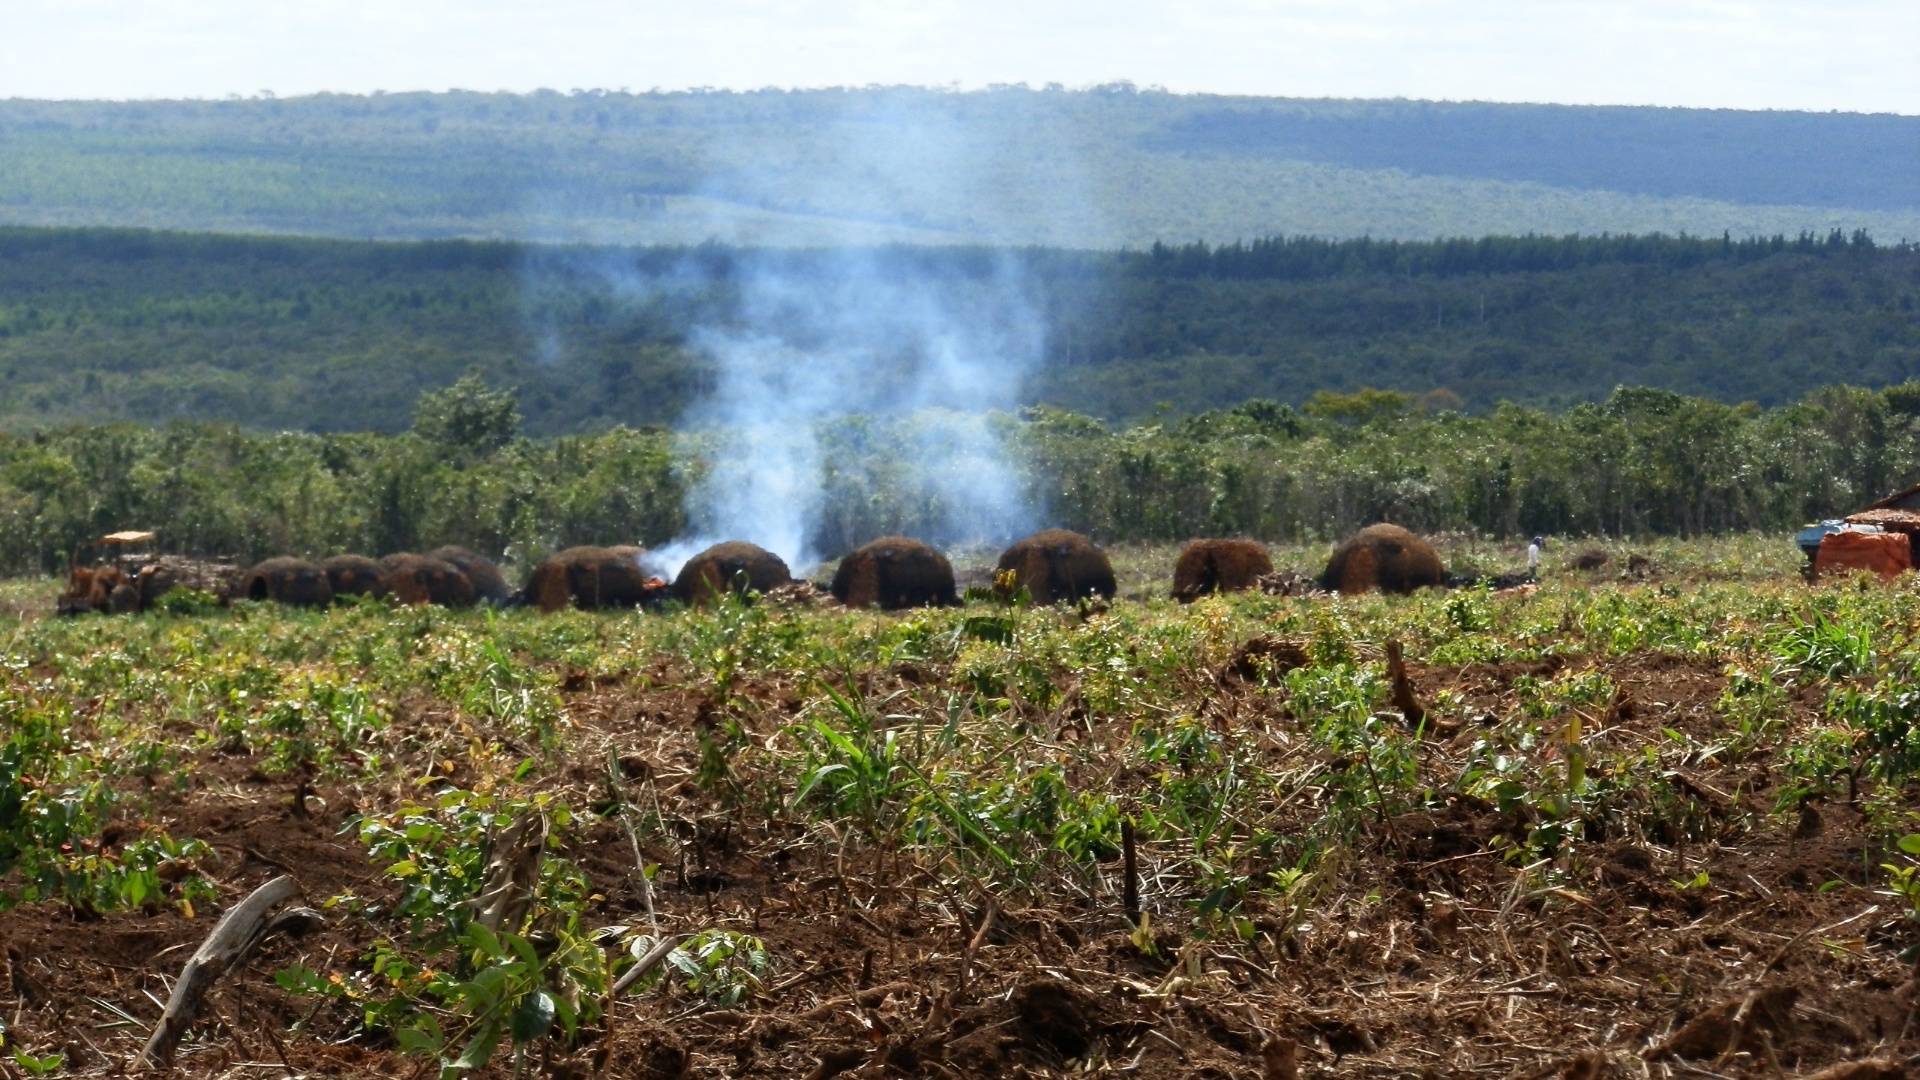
left=1135, top=228, right=1895, bottom=281
left=2, top=226, right=1918, bottom=435
left=4, top=378, right=1917, bottom=576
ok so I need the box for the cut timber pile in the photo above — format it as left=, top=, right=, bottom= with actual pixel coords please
left=59, top=554, right=243, bottom=614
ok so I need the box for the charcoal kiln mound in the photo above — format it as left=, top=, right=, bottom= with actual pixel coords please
left=1171, top=538, right=1274, bottom=602
left=1320, top=523, right=1446, bottom=595
left=525, top=545, right=659, bottom=611
left=242, top=557, right=333, bottom=607
left=996, top=529, right=1116, bottom=605
left=674, top=541, right=793, bottom=605
left=320, top=554, right=388, bottom=599
left=428, top=545, right=509, bottom=603
left=379, top=553, right=477, bottom=608
left=831, top=536, right=959, bottom=610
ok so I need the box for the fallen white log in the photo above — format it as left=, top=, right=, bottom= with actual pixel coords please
left=138, top=874, right=302, bottom=1069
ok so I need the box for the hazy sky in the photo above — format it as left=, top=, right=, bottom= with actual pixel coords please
left=2, top=0, right=1914, bottom=113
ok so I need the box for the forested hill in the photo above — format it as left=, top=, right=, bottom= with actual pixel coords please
left=0, top=90, right=1916, bottom=247
left=0, top=227, right=1915, bottom=433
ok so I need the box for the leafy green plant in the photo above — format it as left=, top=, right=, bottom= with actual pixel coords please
left=287, top=789, right=610, bottom=1073
left=662, top=930, right=771, bottom=1007
left=1779, top=611, right=1877, bottom=680
left=150, top=587, right=223, bottom=617
left=1777, top=726, right=1858, bottom=810
left=792, top=685, right=911, bottom=839
left=352, top=789, right=581, bottom=940
left=1880, top=834, right=1920, bottom=960
left=8, top=1048, right=64, bottom=1077
left=282, top=919, right=613, bottom=1073
left=1828, top=676, right=1920, bottom=785
left=457, top=628, right=563, bottom=745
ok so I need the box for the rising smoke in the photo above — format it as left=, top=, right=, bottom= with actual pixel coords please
left=644, top=246, right=1046, bottom=578
left=526, top=91, right=1089, bottom=578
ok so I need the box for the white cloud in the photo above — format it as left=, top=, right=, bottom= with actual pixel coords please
left=0, top=0, right=1913, bottom=112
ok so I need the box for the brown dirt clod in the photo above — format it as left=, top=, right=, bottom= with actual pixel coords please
left=995, top=529, right=1116, bottom=605
left=1261, top=1036, right=1299, bottom=1080
left=830, top=536, right=959, bottom=610
left=621, top=1028, right=692, bottom=1080
left=1386, top=638, right=1426, bottom=726
left=673, top=541, right=793, bottom=605
left=802, top=1047, right=868, bottom=1080
left=1171, top=538, right=1274, bottom=602
left=1320, top=523, right=1446, bottom=595
left=1650, top=982, right=1799, bottom=1061
left=241, top=557, right=333, bottom=607
left=1012, top=978, right=1101, bottom=1059
left=1558, top=1048, right=1612, bottom=1080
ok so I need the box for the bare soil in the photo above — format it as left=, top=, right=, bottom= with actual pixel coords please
left=5, top=650, right=1917, bottom=1079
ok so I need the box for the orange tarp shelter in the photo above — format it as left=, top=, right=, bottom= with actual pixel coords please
left=1814, top=530, right=1911, bottom=583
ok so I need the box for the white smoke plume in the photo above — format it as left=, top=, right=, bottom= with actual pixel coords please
left=533, top=92, right=1091, bottom=580
left=516, top=92, right=1107, bottom=579
left=643, top=246, right=1046, bottom=578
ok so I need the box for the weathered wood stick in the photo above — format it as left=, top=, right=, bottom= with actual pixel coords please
left=1385, top=639, right=1426, bottom=728
left=139, top=874, right=301, bottom=1069
left=611, top=932, right=691, bottom=998
left=1121, top=818, right=1140, bottom=924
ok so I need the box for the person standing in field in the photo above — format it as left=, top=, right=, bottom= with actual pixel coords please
left=1527, top=536, right=1544, bottom=579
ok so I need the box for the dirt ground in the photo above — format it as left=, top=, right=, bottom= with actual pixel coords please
left=4, top=633, right=1916, bottom=1080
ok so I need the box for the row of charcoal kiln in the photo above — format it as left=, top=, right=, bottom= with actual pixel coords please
left=59, top=522, right=1450, bottom=614
left=519, top=523, right=1451, bottom=612
left=234, top=534, right=1117, bottom=611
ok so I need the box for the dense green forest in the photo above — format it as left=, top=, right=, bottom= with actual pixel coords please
left=2, top=90, right=1916, bottom=247
left=0, top=227, right=1915, bottom=432
left=2, top=377, right=1916, bottom=576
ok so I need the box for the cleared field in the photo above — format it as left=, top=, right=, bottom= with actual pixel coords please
left=1, top=536, right=1913, bottom=1079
